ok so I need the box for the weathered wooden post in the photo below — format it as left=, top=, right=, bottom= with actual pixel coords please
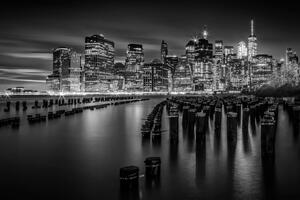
left=169, top=115, right=179, bottom=143
left=261, top=118, right=276, bottom=160
left=196, top=112, right=206, bottom=143
left=214, top=107, right=222, bottom=135
left=144, top=157, right=161, bottom=179
left=188, top=109, right=196, bottom=136
left=182, top=106, right=189, bottom=129
left=227, top=112, right=238, bottom=146
left=242, top=108, right=250, bottom=134
left=120, top=166, right=139, bottom=189
left=22, top=101, right=27, bottom=111
left=15, top=101, right=20, bottom=111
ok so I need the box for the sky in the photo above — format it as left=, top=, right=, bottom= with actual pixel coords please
left=0, top=0, right=299, bottom=91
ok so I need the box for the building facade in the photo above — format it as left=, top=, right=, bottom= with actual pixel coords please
left=248, top=20, right=258, bottom=62
left=142, top=59, right=171, bottom=92
left=161, top=40, right=168, bottom=64
left=237, top=41, right=248, bottom=59
left=125, top=44, right=144, bottom=72
left=84, top=34, right=115, bottom=92
left=251, top=54, right=273, bottom=90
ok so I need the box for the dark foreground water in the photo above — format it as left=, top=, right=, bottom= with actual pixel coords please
left=0, top=98, right=300, bottom=200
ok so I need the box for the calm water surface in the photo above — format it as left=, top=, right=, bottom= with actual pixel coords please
left=0, top=98, right=300, bottom=199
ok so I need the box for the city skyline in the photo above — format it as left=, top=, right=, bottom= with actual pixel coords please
left=0, top=0, right=299, bottom=90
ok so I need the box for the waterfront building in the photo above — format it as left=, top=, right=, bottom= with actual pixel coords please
left=125, top=44, right=144, bottom=72
left=142, top=59, right=171, bottom=92
left=214, top=40, right=224, bottom=63
left=286, top=48, right=299, bottom=67
left=224, top=46, right=234, bottom=57
left=227, top=58, right=248, bottom=91
left=186, top=26, right=214, bottom=92
left=250, top=54, right=273, bottom=90
left=237, top=41, right=248, bottom=59
left=123, top=44, right=144, bottom=91
left=248, top=20, right=258, bottom=62
left=165, top=55, right=179, bottom=74
left=61, top=52, right=83, bottom=92
left=172, top=55, right=193, bottom=92
left=284, top=48, right=299, bottom=85
left=224, top=46, right=235, bottom=63
left=84, top=34, right=115, bottom=92
left=46, top=74, right=60, bottom=92
left=46, top=47, right=71, bottom=92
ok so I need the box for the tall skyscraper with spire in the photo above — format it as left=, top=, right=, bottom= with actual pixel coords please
left=248, top=19, right=257, bottom=61
left=161, top=40, right=168, bottom=64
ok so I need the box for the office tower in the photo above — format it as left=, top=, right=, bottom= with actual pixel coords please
left=84, top=34, right=115, bottom=92
left=214, top=40, right=224, bottom=61
left=224, top=46, right=234, bottom=57
left=248, top=19, right=258, bottom=61
left=165, top=55, right=179, bottom=73
left=227, top=58, right=248, bottom=91
left=142, top=59, right=171, bottom=92
left=165, top=55, right=179, bottom=91
left=61, top=51, right=82, bottom=92
left=284, top=48, right=299, bottom=85
left=250, top=54, right=273, bottom=90
left=161, top=40, right=168, bottom=64
left=53, top=47, right=71, bottom=77
left=286, top=48, right=299, bottom=67
left=185, top=38, right=197, bottom=74
left=173, top=55, right=192, bottom=92
left=237, top=41, right=248, bottom=59
left=125, top=44, right=144, bottom=72
left=188, top=26, right=214, bottom=91
left=46, top=47, right=71, bottom=92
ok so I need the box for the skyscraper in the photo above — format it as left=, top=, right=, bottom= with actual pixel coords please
left=248, top=20, right=258, bottom=61
left=161, top=40, right=168, bottom=64
left=84, top=34, right=115, bottom=91
left=285, top=48, right=299, bottom=85
left=224, top=46, right=234, bottom=57
left=251, top=54, right=273, bottom=90
left=53, top=47, right=71, bottom=77
left=47, top=47, right=82, bottom=92
left=142, top=59, right=170, bottom=92
left=46, top=47, right=71, bottom=92
left=237, top=41, right=248, bottom=59
left=125, top=44, right=144, bottom=72
left=165, top=55, right=179, bottom=73
left=61, top=51, right=82, bottom=92
left=173, top=55, right=192, bottom=92
left=214, top=40, right=224, bottom=61
left=187, top=26, right=214, bottom=91
left=286, top=48, right=299, bottom=67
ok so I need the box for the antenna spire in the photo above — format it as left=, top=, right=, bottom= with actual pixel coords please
left=251, top=19, right=254, bottom=36
left=203, top=25, right=208, bottom=39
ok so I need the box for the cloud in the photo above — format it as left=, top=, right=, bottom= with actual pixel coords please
left=0, top=67, right=50, bottom=76
left=0, top=77, right=45, bottom=83
left=2, top=52, right=52, bottom=60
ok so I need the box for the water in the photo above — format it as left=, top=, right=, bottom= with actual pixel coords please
left=0, top=98, right=300, bottom=199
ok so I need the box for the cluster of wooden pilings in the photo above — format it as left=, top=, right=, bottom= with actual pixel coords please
left=120, top=157, right=161, bottom=197
left=141, top=101, right=166, bottom=143
left=167, top=96, right=280, bottom=158
left=2, top=96, right=148, bottom=112
left=1, top=97, right=147, bottom=129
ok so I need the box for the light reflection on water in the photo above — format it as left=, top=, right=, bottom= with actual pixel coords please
left=0, top=98, right=300, bottom=199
